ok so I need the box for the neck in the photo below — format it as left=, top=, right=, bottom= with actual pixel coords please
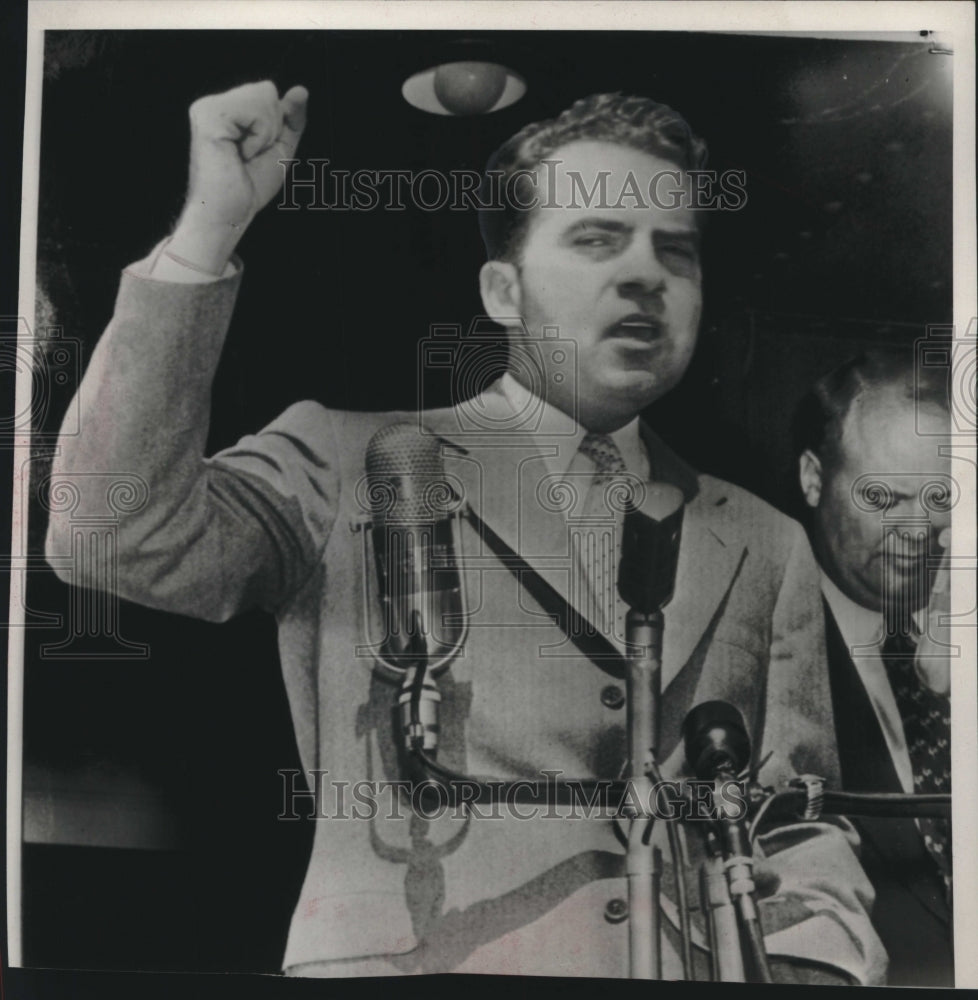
left=817, top=554, right=926, bottom=620
left=506, top=368, right=637, bottom=433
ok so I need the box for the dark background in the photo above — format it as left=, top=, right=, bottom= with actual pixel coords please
left=18, top=27, right=952, bottom=979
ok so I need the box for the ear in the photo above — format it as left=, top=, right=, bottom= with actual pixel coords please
left=479, top=260, right=522, bottom=326
left=798, top=449, right=823, bottom=508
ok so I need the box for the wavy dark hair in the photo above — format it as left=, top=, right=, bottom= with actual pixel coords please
left=478, top=92, right=708, bottom=262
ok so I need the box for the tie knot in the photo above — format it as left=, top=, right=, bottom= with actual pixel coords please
left=579, top=432, right=627, bottom=477
left=881, top=613, right=921, bottom=663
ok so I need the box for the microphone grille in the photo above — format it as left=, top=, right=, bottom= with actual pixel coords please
left=364, top=423, right=457, bottom=521
left=366, top=423, right=445, bottom=476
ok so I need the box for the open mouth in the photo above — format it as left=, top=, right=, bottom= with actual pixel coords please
left=606, top=314, right=665, bottom=343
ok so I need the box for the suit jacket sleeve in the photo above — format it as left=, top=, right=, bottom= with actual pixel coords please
left=755, top=523, right=887, bottom=985
left=44, top=256, right=339, bottom=621
left=761, top=521, right=840, bottom=788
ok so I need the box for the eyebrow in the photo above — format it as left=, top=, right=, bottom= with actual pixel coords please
left=868, top=487, right=921, bottom=504
left=563, top=219, right=632, bottom=235
left=561, top=219, right=700, bottom=238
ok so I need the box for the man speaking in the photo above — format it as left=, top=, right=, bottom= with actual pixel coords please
left=45, top=81, right=883, bottom=982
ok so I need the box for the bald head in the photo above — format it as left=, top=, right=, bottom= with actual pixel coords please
left=796, top=351, right=951, bottom=612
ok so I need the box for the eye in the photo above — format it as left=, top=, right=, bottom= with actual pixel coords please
left=574, top=234, right=610, bottom=248
left=566, top=225, right=628, bottom=255
left=921, top=479, right=955, bottom=513
left=660, top=241, right=693, bottom=255
left=657, top=241, right=698, bottom=262
left=857, top=481, right=895, bottom=511
left=653, top=233, right=701, bottom=277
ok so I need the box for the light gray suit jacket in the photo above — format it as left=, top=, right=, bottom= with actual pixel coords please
left=45, top=261, right=885, bottom=982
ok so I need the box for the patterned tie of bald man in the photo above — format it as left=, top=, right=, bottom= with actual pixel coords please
left=880, top=619, right=952, bottom=899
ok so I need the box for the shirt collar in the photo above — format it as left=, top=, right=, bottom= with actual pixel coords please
left=820, top=571, right=884, bottom=649
left=819, top=569, right=926, bottom=650
left=498, top=371, right=646, bottom=479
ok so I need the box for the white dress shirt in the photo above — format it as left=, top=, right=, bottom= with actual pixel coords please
left=820, top=572, right=914, bottom=793
left=498, top=371, right=653, bottom=658
left=497, top=371, right=650, bottom=481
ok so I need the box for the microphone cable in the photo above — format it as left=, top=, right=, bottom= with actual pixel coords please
left=747, top=785, right=952, bottom=842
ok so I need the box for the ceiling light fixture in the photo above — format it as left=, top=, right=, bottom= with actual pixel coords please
left=403, top=59, right=526, bottom=116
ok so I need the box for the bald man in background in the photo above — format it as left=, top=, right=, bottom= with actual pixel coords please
left=796, top=350, right=953, bottom=986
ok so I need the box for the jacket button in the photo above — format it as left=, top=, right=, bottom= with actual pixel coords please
left=600, top=685, right=625, bottom=710
left=604, top=897, right=629, bottom=923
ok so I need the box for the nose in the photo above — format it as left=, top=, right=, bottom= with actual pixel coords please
left=881, top=502, right=949, bottom=552
left=615, top=240, right=667, bottom=309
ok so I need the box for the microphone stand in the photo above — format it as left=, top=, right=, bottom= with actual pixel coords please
left=700, top=831, right=745, bottom=982
left=616, top=483, right=686, bottom=980
left=681, top=702, right=772, bottom=982
left=623, top=606, right=664, bottom=980
left=713, top=775, right=773, bottom=984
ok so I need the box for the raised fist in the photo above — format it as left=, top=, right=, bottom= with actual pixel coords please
left=167, top=81, right=308, bottom=273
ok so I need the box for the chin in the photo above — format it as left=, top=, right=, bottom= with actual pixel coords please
left=609, top=368, right=676, bottom=405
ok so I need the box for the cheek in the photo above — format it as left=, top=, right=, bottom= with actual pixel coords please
left=668, top=285, right=703, bottom=343
left=530, top=258, right=591, bottom=290
left=928, top=503, right=952, bottom=532
left=671, top=280, right=702, bottom=309
left=840, top=508, right=884, bottom=558
left=821, top=490, right=864, bottom=546
left=523, top=269, right=591, bottom=320
left=673, top=298, right=701, bottom=356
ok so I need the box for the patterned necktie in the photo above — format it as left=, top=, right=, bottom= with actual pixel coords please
left=573, top=433, right=629, bottom=639
left=880, top=623, right=952, bottom=895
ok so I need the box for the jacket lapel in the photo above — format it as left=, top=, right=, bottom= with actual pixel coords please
left=824, top=604, right=951, bottom=926
left=425, top=387, right=593, bottom=630
left=423, top=384, right=748, bottom=688
left=639, top=424, right=749, bottom=684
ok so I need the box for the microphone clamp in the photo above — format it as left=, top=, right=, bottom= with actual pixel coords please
left=788, top=774, right=826, bottom=821
left=399, top=665, right=442, bottom=754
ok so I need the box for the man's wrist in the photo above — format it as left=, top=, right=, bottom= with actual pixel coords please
left=166, top=211, right=249, bottom=275
left=142, top=234, right=239, bottom=284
